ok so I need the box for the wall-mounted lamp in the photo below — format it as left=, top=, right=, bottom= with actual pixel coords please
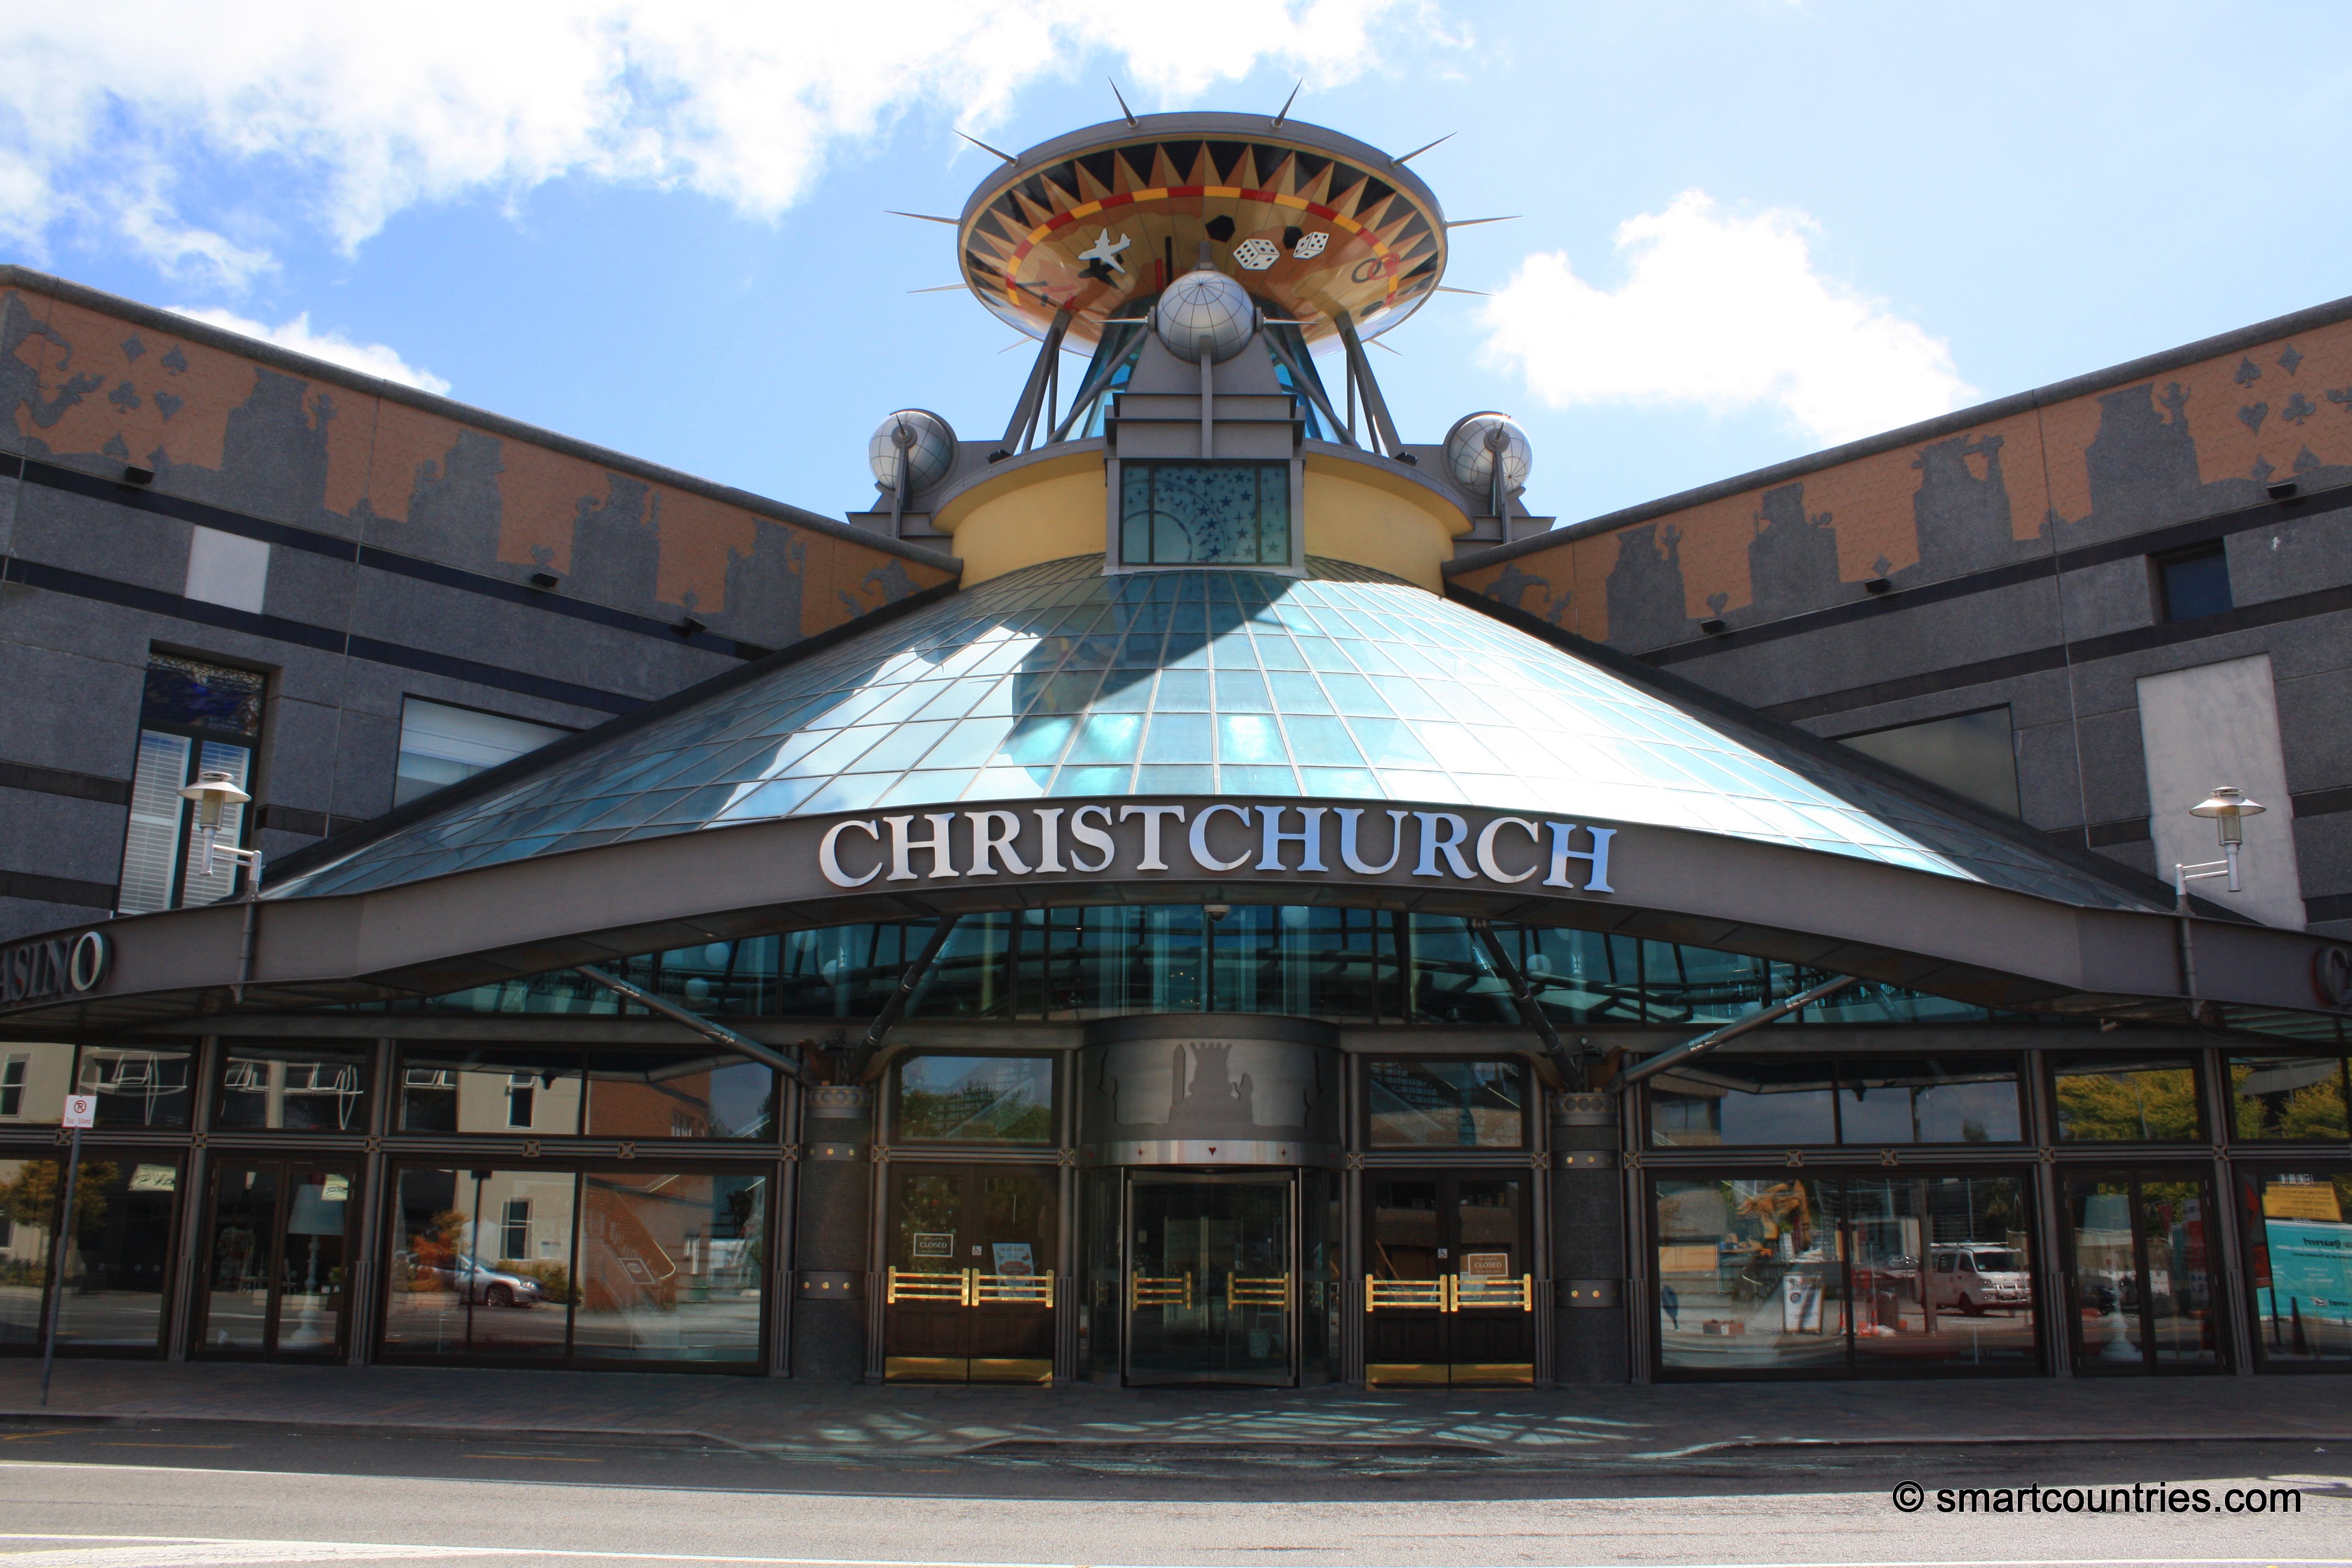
left=2176, top=785, right=2266, bottom=906
left=176, top=769, right=262, bottom=887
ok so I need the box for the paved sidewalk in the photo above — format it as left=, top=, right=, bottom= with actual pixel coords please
left=6, top=1359, right=2350, bottom=1463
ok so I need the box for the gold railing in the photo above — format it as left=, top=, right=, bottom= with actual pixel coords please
left=1365, top=1274, right=1534, bottom=1313
left=1130, top=1272, right=1194, bottom=1309
left=886, top=1267, right=1055, bottom=1307
left=1226, top=1273, right=1291, bottom=1309
left=1364, top=1277, right=1447, bottom=1311
left=975, top=1272, right=1054, bottom=1305
left=1453, top=1272, right=1534, bottom=1311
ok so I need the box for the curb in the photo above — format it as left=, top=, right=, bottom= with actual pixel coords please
left=1631, top=1433, right=2352, bottom=1460
left=0, top=1410, right=756, bottom=1453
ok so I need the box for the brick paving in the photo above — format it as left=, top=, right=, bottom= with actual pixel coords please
left=5, top=1360, right=2349, bottom=1462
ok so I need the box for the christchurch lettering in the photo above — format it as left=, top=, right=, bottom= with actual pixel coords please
left=0, top=929, right=111, bottom=1008
left=815, top=802, right=1616, bottom=894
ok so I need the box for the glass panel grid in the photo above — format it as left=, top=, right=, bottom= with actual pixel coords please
left=274, top=556, right=2155, bottom=914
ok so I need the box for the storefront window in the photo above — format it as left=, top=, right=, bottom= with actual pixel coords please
left=1836, top=1176, right=2035, bottom=1368
left=1836, top=1057, right=2022, bottom=1144
left=2052, top=1056, right=2203, bottom=1142
left=1365, top=1060, right=1526, bottom=1148
left=1655, top=1177, right=1845, bottom=1372
left=582, top=1052, right=775, bottom=1141
left=2228, top=1055, right=2350, bottom=1141
left=2242, top=1172, right=2352, bottom=1365
left=894, top=1056, right=1055, bottom=1143
left=1651, top=1058, right=2024, bottom=1148
left=382, top=1167, right=579, bottom=1359
left=0, top=1043, right=73, bottom=1124
left=0, top=1158, right=55, bottom=1347
left=75, top=1046, right=193, bottom=1129
left=1657, top=1173, right=2037, bottom=1376
left=215, top=1042, right=372, bottom=1131
left=42, top=1147, right=179, bottom=1354
left=1651, top=1061, right=1838, bottom=1147
left=573, top=1169, right=765, bottom=1363
left=397, top=1047, right=583, bottom=1135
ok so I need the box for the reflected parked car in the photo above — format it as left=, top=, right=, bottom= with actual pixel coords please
left=401, top=1251, right=545, bottom=1308
left=1928, top=1245, right=2030, bottom=1315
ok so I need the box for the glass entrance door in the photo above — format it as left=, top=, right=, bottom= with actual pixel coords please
left=882, top=1163, right=1058, bottom=1383
left=196, top=1160, right=354, bottom=1358
left=1125, top=1174, right=1295, bottom=1386
left=2063, top=1172, right=2222, bottom=1372
left=1363, top=1172, right=1534, bottom=1386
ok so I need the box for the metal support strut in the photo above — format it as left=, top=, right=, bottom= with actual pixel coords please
left=1611, top=974, right=1860, bottom=1091
left=1001, top=309, right=1072, bottom=454
left=1468, top=919, right=1576, bottom=1076
left=848, top=914, right=963, bottom=1084
left=1335, top=311, right=1403, bottom=457
left=573, top=964, right=815, bottom=1085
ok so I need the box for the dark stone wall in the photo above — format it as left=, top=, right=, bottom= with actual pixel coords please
left=1550, top=1092, right=1629, bottom=1385
left=792, top=1087, right=875, bottom=1380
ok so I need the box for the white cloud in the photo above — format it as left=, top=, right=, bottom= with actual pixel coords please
left=1479, top=190, right=1974, bottom=448
left=0, top=2, right=1428, bottom=286
left=169, top=307, right=453, bottom=395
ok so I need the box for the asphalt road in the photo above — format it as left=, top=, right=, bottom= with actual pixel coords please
left=0, top=1422, right=2347, bottom=1567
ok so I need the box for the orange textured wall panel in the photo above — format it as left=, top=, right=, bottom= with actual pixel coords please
left=2, top=278, right=956, bottom=655
left=1457, top=306, right=2352, bottom=653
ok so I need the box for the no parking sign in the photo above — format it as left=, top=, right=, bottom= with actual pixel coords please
left=61, top=1093, right=96, bottom=1129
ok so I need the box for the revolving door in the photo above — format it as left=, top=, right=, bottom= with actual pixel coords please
left=1125, top=1173, right=1295, bottom=1385
left=1077, top=1014, right=1344, bottom=1386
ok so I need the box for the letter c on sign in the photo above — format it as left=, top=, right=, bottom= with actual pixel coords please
left=67, top=931, right=110, bottom=993
left=819, top=820, right=883, bottom=888
left=1189, top=803, right=1255, bottom=873
left=2316, top=945, right=2352, bottom=1008
left=1474, top=817, right=1540, bottom=884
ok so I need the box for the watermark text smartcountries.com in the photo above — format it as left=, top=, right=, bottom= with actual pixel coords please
left=1889, top=1480, right=2302, bottom=1515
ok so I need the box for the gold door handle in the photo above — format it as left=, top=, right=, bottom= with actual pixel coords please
left=1364, top=1276, right=1447, bottom=1312
left=884, top=1266, right=969, bottom=1305
left=974, top=1271, right=1055, bottom=1307
left=1131, top=1273, right=1194, bottom=1309
left=1225, top=1274, right=1290, bottom=1309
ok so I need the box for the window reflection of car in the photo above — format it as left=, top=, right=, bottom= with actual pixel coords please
left=1928, top=1245, right=2030, bottom=1315
left=401, top=1251, right=543, bottom=1308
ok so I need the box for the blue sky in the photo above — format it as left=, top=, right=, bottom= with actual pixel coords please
left=8, top=1, right=2350, bottom=527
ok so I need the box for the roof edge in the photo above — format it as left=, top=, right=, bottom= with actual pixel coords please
left=1447, top=288, right=2352, bottom=575
left=0, top=264, right=960, bottom=574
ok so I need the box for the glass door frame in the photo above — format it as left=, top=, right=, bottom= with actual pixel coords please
left=1361, top=1167, right=1537, bottom=1387
left=1121, top=1168, right=1301, bottom=1388
left=2061, top=1167, right=2229, bottom=1376
left=880, top=1159, right=1061, bottom=1384
left=193, top=1157, right=358, bottom=1362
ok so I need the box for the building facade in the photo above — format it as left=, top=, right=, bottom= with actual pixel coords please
left=2, top=112, right=2348, bottom=1391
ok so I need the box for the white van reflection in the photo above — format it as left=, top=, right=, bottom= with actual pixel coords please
left=1927, top=1244, right=2030, bottom=1315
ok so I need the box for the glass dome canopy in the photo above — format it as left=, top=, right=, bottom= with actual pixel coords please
left=270, top=556, right=2150, bottom=910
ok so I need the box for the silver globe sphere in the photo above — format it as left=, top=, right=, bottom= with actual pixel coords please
left=1153, top=269, right=1256, bottom=363
left=1442, top=412, right=1533, bottom=499
left=867, top=409, right=957, bottom=496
